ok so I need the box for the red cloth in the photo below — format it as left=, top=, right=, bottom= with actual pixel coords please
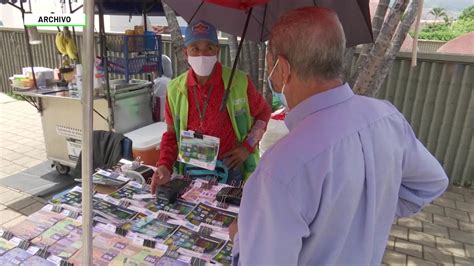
left=158, top=63, right=271, bottom=172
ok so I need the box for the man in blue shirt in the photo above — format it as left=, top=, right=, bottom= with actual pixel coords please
left=232, top=7, right=449, bottom=265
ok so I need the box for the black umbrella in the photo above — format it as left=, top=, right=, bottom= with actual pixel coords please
left=163, top=0, right=373, bottom=110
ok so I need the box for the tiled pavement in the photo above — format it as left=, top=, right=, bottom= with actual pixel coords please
left=0, top=93, right=49, bottom=228
left=1, top=92, right=474, bottom=265
left=0, top=93, right=47, bottom=179
left=383, top=186, right=474, bottom=265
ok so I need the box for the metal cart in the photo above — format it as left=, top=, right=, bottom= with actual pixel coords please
left=12, top=81, right=154, bottom=175
left=10, top=0, right=165, bottom=175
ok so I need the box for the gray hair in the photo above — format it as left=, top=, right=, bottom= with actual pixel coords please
left=269, top=7, right=346, bottom=81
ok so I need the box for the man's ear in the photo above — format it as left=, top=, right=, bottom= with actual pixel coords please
left=279, top=56, right=291, bottom=84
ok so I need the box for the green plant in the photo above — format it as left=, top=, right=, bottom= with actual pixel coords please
left=429, top=7, right=448, bottom=21
left=452, top=18, right=474, bottom=34
left=443, top=15, right=452, bottom=25
left=418, top=5, right=474, bottom=41
left=458, top=5, right=474, bottom=21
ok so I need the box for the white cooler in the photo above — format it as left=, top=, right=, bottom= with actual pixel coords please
left=125, top=122, right=167, bottom=165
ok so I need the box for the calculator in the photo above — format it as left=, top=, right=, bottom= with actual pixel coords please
left=156, top=178, right=191, bottom=204
left=216, top=187, right=243, bottom=206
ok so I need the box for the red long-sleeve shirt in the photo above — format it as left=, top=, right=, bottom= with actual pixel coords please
left=158, top=63, right=271, bottom=172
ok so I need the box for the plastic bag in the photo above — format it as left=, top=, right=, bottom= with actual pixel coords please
left=259, top=118, right=289, bottom=156
left=152, top=77, right=171, bottom=122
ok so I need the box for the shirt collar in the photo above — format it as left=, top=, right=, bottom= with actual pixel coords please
left=187, top=62, right=222, bottom=87
left=285, top=83, right=354, bottom=131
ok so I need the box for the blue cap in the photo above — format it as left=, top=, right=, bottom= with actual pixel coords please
left=184, top=20, right=218, bottom=46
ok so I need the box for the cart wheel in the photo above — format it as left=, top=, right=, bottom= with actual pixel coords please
left=55, top=163, right=70, bottom=175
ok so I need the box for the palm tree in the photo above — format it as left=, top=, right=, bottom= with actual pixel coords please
left=443, top=15, right=452, bottom=25
left=373, top=1, right=422, bottom=92
left=352, top=0, right=390, bottom=85
left=227, top=34, right=240, bottom=68
left=249, top=41, right=259, bottom=88
left=353, top=0, right=418, bottom=96
left=429, top=7, right=447, bottom=22
left=257, top=43, right=266, bottom=94
left=353, top=0, right=408, bottom=95
left=241, top=40, right=252, bottom=79
left=163, top=2, right=187, bottom=76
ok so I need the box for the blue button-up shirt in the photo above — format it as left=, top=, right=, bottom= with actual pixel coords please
left=234, top=84, right=448, bottom=265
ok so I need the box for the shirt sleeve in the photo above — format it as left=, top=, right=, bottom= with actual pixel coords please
left=396, top=118, right=449, bottom=217
left=244, top=79, right=272, bottom=151
left=235, top=168, right=309, bottom=265
left=157, top=95, right=178, bottom=173
left=231, top=234, right=240, bottom=266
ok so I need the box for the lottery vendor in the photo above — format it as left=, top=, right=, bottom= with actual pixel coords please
left=150, top=20, right=271, bottom=194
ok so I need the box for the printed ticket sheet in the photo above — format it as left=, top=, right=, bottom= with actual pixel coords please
left=7, top=219, right=50, bottom=240
left=31, top=218, right=81, bottom=247
left=185, top=203, right=237, bottom=229
left=0, top=247, right=34, bottom=265
left=178, top=130, right=220, bottom=171
left=131, top=216, right=179, bottom=240
left=164, top=226, right=225, bottom=255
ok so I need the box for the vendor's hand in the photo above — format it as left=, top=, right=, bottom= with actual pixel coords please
left=150, top=165, right=171, bottom=194
left=223, top=144, right=250, bottom=170
left=229, top=218, right=238, bottom=242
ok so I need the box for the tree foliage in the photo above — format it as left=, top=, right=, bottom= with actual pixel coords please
left=459, top=5, right=474, bottom=20
left=429, top=7, right=447, bottom=21
left=419, top=5, right=474, bottom=41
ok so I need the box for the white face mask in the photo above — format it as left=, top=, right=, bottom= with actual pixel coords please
left=188, top=56, right=218, bottom=76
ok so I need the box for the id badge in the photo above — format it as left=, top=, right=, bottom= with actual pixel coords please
left=178, top=130, right=220, bottom=171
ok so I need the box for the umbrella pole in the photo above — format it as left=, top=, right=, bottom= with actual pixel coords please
left=82, top=0, right=95, bottom=264
left=189, top=1, right=205, bottom=22
left=219, top=8, right=253, bottom=112
left=19, top=1, right=38, bottom=89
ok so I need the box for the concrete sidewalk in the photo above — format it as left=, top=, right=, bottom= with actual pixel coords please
left=0, top=93, right=49, bottom=226
left=0, top=92, right=473, bottom=265
left=384, top=187, right=474, bottom=265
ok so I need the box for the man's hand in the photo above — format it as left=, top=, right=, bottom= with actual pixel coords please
left=223, top=143, right=250, bottom=170
left=229, top=218, right=238, bottom=241
left=150, top=165, right=171, bottom=194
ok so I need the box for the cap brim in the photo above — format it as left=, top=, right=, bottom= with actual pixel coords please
left=185, top=38, right=219, bottom=46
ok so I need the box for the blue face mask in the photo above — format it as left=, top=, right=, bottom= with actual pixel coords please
left=267, top=58, right=288, bottom=108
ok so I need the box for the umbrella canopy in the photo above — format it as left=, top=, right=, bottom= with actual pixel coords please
left=206, top=0, right=270, bottom=9
left=97, top=0, right=165, bottom=16
left=163, top=0, right=373, bottom=47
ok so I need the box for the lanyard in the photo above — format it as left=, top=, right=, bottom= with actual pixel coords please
left=192, top=85, right=214, bottom=129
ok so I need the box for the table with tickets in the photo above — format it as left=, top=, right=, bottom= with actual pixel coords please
left=0, top=164, right=239, bottom=266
